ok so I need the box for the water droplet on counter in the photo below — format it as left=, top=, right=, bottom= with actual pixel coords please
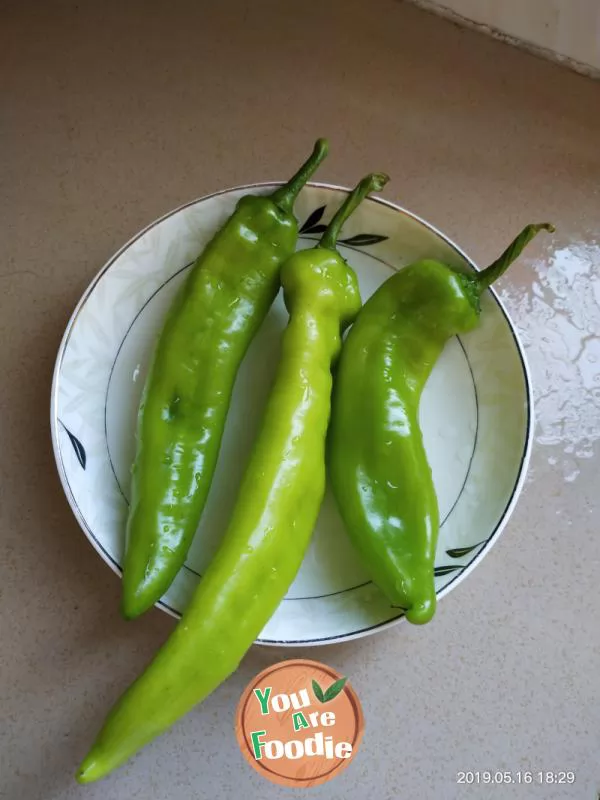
left=532, top=281, right=544, bottom=299
left=498, top=236, right=600, bottom=485
left=562, top=457, right=581, bottom=483
left=575, top=437, right=595, bottom=459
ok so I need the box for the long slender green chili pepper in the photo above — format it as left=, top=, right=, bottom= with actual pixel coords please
left=329, top=223, right=554, bottom=625
left=122, top=139, right=329, bottom=620
left=77, top=173, right=387, bottom=783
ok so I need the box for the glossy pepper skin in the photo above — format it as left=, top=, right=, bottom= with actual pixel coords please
left=122, top=139, right=329, bottom=620
left=329, top=223, right=554, bottom=625
left=76, top=174, right=387, bottom=784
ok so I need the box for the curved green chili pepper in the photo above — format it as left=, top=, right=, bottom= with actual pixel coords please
left=77, top=174, right=387, bottom=783
left=122, top=139, right=329, bottom=620
left=329, top=223, right=554, bottom=625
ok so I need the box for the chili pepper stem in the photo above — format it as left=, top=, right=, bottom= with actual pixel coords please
left=476, top=222, right=555, bottom=292
left=318, top=173, right=389, bottom=251
left=270, top=138, right=329, bottom=213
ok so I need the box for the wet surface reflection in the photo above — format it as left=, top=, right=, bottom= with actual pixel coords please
left=499, top=237, right=600, bottom=483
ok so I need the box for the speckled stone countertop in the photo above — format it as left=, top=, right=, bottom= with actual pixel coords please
left=2, top=1, right=599, bottom=798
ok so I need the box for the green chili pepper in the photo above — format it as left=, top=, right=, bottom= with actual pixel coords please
left=329, top=223, right=554, bottom=625
left=77, top=174, right=387, bottom=783
left=122, top=139, right=329, bottom=620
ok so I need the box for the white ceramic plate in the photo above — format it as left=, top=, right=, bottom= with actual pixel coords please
left=51, top=183, right=533, bottom=645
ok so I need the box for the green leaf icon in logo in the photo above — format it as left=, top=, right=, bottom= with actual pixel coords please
left=323, top=677, right=348, bottom=702
left=312, top=679, right=325, bottom=703
left=312, top=676, right=348, bottom=703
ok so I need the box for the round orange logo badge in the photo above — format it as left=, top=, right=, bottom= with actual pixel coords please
left=235, top=658, right=364, bottom=788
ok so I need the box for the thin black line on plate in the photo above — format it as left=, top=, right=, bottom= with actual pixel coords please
left=439, top=336, right=480, bottom=526
left=103, top=261, right=195, bottom=506
left=55, top=449, right=181, bottom=618
left=299, top=236, right=397, bottom=269
left=282, top=334, right=479, bottom=602
left=284, top=581, right=372, bottom=602
left=54, top=185, right=532, bottom=643
left=261, top=290, right=532, bottom=644
left=106, top=252, right=480, bottom=605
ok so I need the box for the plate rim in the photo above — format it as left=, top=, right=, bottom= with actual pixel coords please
left=50, top=181, right=534, bottom=645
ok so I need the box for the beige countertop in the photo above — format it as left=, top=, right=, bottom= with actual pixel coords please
left=2, top=1, right=599, bottom=798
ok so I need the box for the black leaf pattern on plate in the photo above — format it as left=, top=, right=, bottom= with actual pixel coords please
left=302, top=223, right=328, bottom=234
left=434, top=564, right=464, bottom=577
left=300, top=206, right=388, bottom=245
left=299, top=205, right=326, bottom=233
left=60, top=421, right=86, bottom=469
left=446, top=541, right=486, bottom=559
left=338, top=233, right=389, bottom=247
